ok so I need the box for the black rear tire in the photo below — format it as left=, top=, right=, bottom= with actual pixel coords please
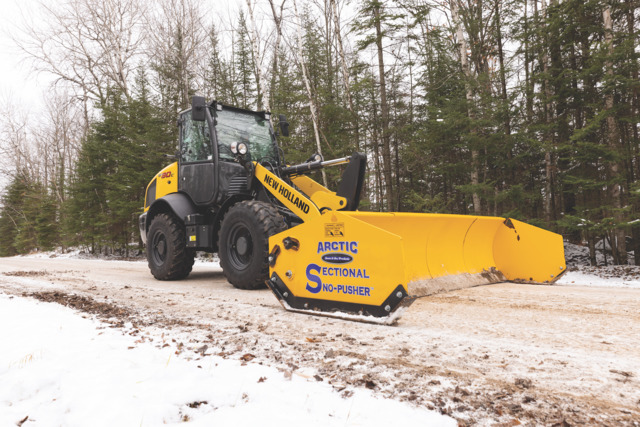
left=219, top=201, right=286, bottom=289
left=147, top=213, right=195, bottom=280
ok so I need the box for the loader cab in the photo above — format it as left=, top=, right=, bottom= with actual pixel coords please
left=178, top=99, right=280, bottom=207
left=214, top=105, right=279, bottom=165
left=178, top=109, right=217, bottom=205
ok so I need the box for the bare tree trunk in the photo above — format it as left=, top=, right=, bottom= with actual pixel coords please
left=293, top=0, right=327, bottom=186
left=330, top=0, right=359, bottom=150
left=245, top=0, right=270, bottom=111
left=587, top=231, right=597, bottom=266
left=524, top=0, right=533, bottom=122
left=626, top=0, right=640, bottom=265
left=323, top=0, right=334, bottom=101
left=539, top=0, right=555, bottom=225
left=451, top=0, right=481, bottom=214
left=370, top=80, right=383, bottom=211
left=495, top=1, right=511, bottom=137
left=267, top=0, right=287, bottom=109
left=406, top=16, right=414, bottom=124
left=372, top=3, right=394, bottom=211
left=603, top=5, right=627, bottom=264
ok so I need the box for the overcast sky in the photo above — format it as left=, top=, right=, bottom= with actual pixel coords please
left=0, top=0, right=51, bottom=103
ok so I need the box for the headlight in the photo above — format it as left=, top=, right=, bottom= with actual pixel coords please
left=230, top=141, right=238, bottom=154
left=237, top=142, right=248, bottom=155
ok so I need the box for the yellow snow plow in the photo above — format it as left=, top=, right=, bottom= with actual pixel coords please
left=140, top=98, right=566, bottom=324
left=258, top=162, right=566, bottom=324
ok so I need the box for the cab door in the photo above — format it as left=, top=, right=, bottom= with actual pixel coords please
left=178, top=111, right=217, bottom=205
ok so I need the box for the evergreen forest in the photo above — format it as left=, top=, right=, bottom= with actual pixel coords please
left=0, top=0, right=638, bottom=266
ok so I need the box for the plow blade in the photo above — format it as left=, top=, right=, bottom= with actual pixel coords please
left=266, top=211, right=565, bottom=324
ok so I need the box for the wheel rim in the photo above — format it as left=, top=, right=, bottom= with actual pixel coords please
left=151, top=229, right=167, bottom=265
left=227, top=222, right=253, bottom=271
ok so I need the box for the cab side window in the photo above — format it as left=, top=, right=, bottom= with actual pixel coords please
left=180, top=112, right=212, bottom=162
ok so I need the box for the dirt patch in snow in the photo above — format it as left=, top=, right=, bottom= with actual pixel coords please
left=4, top=270, right=51, bottom=277
left=26, top=291, right=136, bottom=324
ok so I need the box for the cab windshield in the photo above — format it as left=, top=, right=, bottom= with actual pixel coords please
left=215, top=108, right=278, bottom=164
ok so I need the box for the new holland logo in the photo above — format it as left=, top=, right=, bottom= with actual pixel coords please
left=321, top=253, right=353, bottom=264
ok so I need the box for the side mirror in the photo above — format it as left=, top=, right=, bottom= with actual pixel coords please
left=279, top=114, right=289, bottom=137
left=191, top=96, right=206, bottom=121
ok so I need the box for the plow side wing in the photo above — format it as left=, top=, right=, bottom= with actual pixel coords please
left=346, top=213, right=565, bottom=298
left=492, top=218, right=566, bottom=283
left=266, top=211, right=566, bottom=322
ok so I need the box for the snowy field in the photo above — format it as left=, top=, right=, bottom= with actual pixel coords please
left=2, top=244, right=640, bottom=425
left=0, top=293, right=454, bottom=427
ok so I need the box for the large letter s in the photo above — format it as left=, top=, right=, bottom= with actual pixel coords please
left=305, top=263, right=322, bottom=294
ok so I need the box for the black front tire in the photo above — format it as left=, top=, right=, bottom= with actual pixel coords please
left=219, top=201, right=286, bottom=289
left=147, top=213, right=195, bottom=280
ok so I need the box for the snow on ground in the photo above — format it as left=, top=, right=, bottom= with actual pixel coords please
left=557, top=268, right=640, bottom=289
left=22, top=245, right=640, bottom=290
left=564, top=241, right=636, bottom=267
left=18, top=248, right=222, bottom=268
left=560, top=242, right=640, bottom=288
left=0, top=293, right=454, bottom=427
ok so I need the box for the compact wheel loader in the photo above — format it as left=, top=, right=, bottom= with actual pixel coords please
left=139, top=96, right=566, bottom=324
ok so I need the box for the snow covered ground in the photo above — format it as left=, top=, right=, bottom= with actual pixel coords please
left=3, top=246, right=640, bottom=425
left=558, top=269, right=640, bottom=288
left=0, top=293, right=454, bottom=427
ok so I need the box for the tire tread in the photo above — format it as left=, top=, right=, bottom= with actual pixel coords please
left=219, top=201, right=286, bottom=289
left=147, top=213, right=195, bottom=280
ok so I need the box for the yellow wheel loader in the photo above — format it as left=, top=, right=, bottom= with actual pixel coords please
left=139, top=97, right=566, bottom=324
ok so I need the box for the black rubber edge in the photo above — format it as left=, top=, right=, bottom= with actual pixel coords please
left=266, top=273, right=411, bottom=318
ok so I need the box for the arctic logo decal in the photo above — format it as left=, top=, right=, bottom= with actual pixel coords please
left=317, top=241, right=358, bottom=254
left=321, top=253, right=353, bottom=264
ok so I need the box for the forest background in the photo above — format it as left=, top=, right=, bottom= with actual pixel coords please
left=0, top=0, right=638, bottom=266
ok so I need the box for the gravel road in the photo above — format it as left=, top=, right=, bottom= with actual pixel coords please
left=1, top=256, right=639, bottom=425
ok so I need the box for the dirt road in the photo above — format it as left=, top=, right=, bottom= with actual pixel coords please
left=1, top=256, right=639, bottom=425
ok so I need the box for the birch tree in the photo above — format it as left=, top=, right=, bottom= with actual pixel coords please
left=451, top=0, right=481, bottom=214
left=16, top=0, right=146, bottom=109
left=267, top=0, right=287, bottom=107
left=330, top=0, right=359, bottom=149
left=292, top=0, right=327, bottom=186
left=245, top=0, right=271, bottom=111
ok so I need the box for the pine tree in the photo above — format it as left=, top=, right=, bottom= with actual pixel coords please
left=0, top=174, right=59, bottom=255
left=235, top=11, right=257, bottom=109
left=0, top=175, right=30, bottom=256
